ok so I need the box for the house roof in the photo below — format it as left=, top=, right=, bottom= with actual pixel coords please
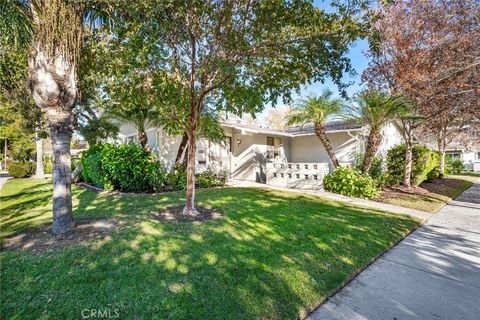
left=220, top=119, right=366, bottom=137
left=285, top=121, right=366, bottom=135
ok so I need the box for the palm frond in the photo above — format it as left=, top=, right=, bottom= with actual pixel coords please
left=0, top=0, right=33, bottom=49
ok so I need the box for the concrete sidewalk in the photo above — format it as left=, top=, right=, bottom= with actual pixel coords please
left=228, top=180, right=433, bottom=222
left=0, top=172, right=10, bottom=191
left=308, top=180, right=480, bottom=320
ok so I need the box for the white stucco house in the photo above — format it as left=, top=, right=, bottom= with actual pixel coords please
left=117, top=117, right=404, bottom=188
left=419, top=137, right=480, bottom=172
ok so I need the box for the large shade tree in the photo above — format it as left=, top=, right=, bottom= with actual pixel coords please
left=286, top=90, right=343, bottom=167
left=363, top=0, right=480, bottom=186
left=122, top=0, right=367, bottom=215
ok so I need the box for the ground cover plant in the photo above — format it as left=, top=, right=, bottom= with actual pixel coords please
left=0, top=178, right=418, bottom=319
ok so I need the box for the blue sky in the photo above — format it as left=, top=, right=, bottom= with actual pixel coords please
left=256, top=0, right=371, bottom=120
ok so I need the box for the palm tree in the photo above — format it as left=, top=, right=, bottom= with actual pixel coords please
left=105, top=107, right=163, bottom=152
left=343, top=91, right=402, bottom=174
left=1, top=0, right=112, bottom=234
left=286, top=90, right=342, bottom=167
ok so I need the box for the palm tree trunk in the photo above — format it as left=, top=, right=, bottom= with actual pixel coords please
left=314, top=123, right=339, bottom=168
left=50, top=128, right=74, bottom=234
left=175, top=132, right=188, bottom=165
left=138, top=131, right=151, bottom=152
left=362, top=130, right=382, bottom=174
left=34, top=128, right=45, bottom=179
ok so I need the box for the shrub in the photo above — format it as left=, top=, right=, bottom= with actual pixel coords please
left=387, top=145, right=439, bottom=186
left=354, top=154, right=384, bottom=179
left=354, top=153, right=386, bottom=188
left=446, top=158, right=464, bottom=175
left=167, top=164, right=188, bottom=191
left=81, top=143, right=168, bottom=192
left=196, top=166, right=228, bottom=188
left=8, top=161, right=35, bottom=178
left=323, top=166, right=380, bottom=199
left=44, top=156, right=53, bottom=174
left=81, top=144, right=112, bottom=189
left=149, top=162, right=168, bottom=192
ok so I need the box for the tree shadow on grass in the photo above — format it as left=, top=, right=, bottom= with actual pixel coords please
left=0, top=187, right=420, bottom=319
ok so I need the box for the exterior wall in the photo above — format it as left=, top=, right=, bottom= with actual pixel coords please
left=266, top=162, right=329, bottom=190
left=377, top=122, right=404, bottom=158
left=448, top=150, right=480, bottom=172
left=230, top=131, right=290, bottom=182
left=118, top=124, right=230, bottom=172
left=116, top=121, right=408, bottom=182
left=289, top=131, right=360, bottom=167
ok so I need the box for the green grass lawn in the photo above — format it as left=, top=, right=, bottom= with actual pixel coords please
left=1, top=178, right=419, bottom=319
left=376, top=174, right=479, bottom=213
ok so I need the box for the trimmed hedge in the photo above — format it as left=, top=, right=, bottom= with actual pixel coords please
left=387, top=145, right=439, bottom=186
left=8, top=161, right=35, bottom=178
left=323, top=166, right=380, bottom=199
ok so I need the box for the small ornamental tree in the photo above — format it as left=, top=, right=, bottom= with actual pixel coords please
left=122, top=0, right=368, bottom=214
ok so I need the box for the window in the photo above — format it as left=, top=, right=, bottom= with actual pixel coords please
left=127, top=136, right=138, bottom=144
left=304, top=175, right=308, bottom=180
left=227, top=136, right=233, bottom=153
left=267, top=136, right=274, bottom=146
left=447, top=153, right=461, bottom=159
left=273, top=173, right=277, bottom=178
left=313, top=175, right=318, bottom=180
left=296, top=174, right=300, bottom=179
left=280, top=173, right=284, bottom=178
left=288, top=173, right=292, bottom=178
left=477, top=152, right=480, bottom=160
left=266, top=136, right=281, bottom=159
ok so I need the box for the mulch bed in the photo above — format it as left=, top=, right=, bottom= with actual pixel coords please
left=152, top=206, right=223, bottom=223
left=1, top=218, right=119, bottom=253
left=376, top=177, right=465, bottom=202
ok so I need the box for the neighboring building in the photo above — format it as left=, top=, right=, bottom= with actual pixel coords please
left=117, top=118, right=404, bottom=186
left=419, top=137, right=480, bottom=172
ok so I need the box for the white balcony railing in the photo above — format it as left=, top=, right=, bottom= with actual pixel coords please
left=266, top=162, right=330, bottom=190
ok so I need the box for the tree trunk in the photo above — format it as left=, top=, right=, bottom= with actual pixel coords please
left=183, top=129, right=197, bottom=215
left=72, top=161, right=83, bottom=183
left=50, top=128, right=74, bottom=234
left=362, top=130, right=382, bottom=174
left=314, top=123, right=339, bottom=168
left=34, top=129, right=45, bottom=179
left=404, top=138, right=413, bottom=188
left=175, top=132, right=188, bottom=165
left=437, top=127, right=447, bottom=178
left=138, top=131, right=151, bottom=152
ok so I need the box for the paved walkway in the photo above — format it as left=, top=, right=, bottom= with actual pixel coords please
left=228, top=180, right=433, bottom=221
left=308, top=180, right=480, bottom=320
left=0, top=172, right=10, bottom=191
